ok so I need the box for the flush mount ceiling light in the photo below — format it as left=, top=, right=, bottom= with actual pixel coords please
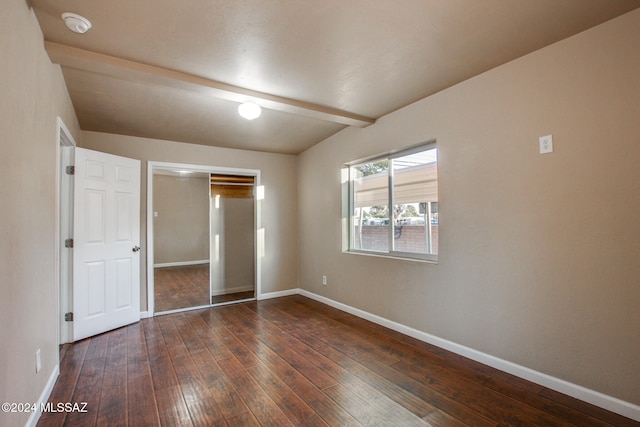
left=62, top=13, right=92, bottom=34
left=238, top=102, right=262, bottom=120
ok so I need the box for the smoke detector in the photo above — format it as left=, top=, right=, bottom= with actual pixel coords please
left=62, top=13, right=92, bottom=34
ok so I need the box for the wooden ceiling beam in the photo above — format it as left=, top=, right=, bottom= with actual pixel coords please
left=45, top=41, right=375, bottom=128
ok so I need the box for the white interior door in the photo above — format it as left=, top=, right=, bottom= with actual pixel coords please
left=73, top=148, right=141, bottom=341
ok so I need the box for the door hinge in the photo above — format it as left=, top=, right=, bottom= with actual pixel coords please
left=64, top=312, right=74, bottom=322
left=65, top=238, right=74, bottom=248
left=66, top=166, right=75, bottom=175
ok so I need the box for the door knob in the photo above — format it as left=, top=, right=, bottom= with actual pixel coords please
left=132, top=246, right=141, bottom=252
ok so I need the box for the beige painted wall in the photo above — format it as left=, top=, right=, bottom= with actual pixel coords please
left=80, top=131, right=298, bottom=311
left=153, top=174, right=210, bottom=264
left=298, top=10, right=640, bottom=406
left=0, top=2, right=80, bottom=426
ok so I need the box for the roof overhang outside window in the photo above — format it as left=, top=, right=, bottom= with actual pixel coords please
left=353, top=162, right=437, bottom=207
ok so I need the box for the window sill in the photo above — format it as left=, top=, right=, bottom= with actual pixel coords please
left=344, top=249, right=438, bottom=264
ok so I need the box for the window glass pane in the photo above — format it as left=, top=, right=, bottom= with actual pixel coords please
left=350, top=160, right=389, bottom=252
left=391, top=148, right=438, bottom=255
left=346, top=143, right=437, bottom=261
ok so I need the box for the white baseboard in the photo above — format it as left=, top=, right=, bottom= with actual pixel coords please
left=154, top=259, right=209, bottom=268
left=298, top=289, right=640, bottom=422
left=25, top=364, right=59, bottom=427
left=140, top=311, right=151, bottom=319
left=259, top=288, right=299, bottom=300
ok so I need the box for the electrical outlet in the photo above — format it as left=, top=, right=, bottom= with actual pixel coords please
left=322, top=275, right=327, bottom=285
left=36, top=349, right=41, bottom=373
left=539, top=134, right=553, bottom=154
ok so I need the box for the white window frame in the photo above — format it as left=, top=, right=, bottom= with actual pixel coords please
left=344, top=141, right=438, bottom=263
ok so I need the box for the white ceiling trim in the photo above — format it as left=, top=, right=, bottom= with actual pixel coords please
left=44, top=41, right=375, bottom=128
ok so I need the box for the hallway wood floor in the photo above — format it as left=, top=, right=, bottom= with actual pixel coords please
left=38, top=296, right=638, bottom=426
left=155, top=264, right=255, bottom=312
left=154, top=264, right=211, bottom=312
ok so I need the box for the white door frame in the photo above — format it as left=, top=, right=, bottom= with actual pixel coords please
left=147, top=161, right=262, bottom=316
left=56, top=117, right=76, bottom=345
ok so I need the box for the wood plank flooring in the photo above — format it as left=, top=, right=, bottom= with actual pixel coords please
left=211, top=290, right=255, bottom=305
left=154, top=265, right=211, bottom=312
left=155, top=265, right=255, bottom=312
left=38, top=295, right=639, bottom=426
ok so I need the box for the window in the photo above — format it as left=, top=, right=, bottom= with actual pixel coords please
left=346, top=143, right=438, bottom=261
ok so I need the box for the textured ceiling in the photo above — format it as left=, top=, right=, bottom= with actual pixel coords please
left=31, top=0, right=640, bottom=154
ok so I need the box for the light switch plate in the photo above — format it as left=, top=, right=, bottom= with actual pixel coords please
left=539, top=135, right=553, bottom=154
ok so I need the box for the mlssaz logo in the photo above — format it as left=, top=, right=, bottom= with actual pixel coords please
left=41, top=402, right=88, bottom=413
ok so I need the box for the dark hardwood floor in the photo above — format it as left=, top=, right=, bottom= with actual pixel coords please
left=38, top=295, right=638, bottom=426
left=154, top=264, right=211, bottom=312
left=211, top=290, right=255, bottom=305
left=155, top=265, right=255, bottom=312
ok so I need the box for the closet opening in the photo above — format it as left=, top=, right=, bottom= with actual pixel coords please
left=147, top=162, right=261, bottom=316
left=210, top=174, right=256, bottom=304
